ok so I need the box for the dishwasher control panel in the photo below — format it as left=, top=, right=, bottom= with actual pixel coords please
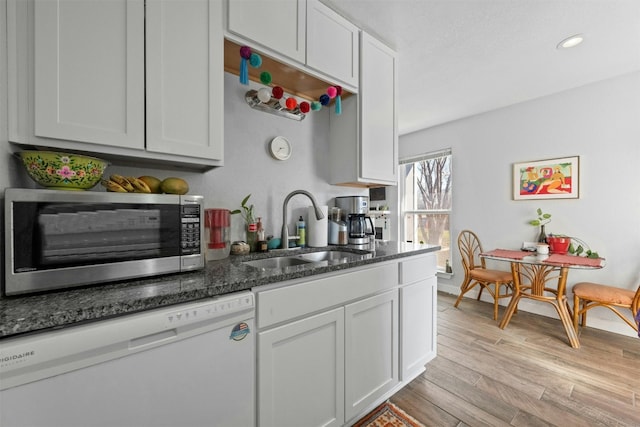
left=165, top=293, right=254, bottom=328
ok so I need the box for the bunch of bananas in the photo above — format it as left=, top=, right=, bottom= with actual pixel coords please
left=101, top=174, right=152, bottom=193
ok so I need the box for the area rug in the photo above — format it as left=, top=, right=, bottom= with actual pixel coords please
left=352, top=401, right=425, bottom=427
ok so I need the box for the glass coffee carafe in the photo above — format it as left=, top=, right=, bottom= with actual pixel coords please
left=347, top=213, right=374, bottom=245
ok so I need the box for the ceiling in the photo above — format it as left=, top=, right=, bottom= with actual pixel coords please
left=323, top=0, right=640, bottom=135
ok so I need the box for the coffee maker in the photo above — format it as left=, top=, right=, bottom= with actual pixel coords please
left=334, top=196, right=375, bottom=246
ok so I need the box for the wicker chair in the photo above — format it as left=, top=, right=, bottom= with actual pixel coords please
left=572, top=282, right=640, bottom=332
left=454, top=230, right=514, bottom=320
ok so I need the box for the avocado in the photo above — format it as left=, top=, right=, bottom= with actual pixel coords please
left=160, top=177, right=189, bottom=195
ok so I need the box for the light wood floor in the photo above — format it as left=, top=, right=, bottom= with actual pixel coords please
left=390, top=292, right=640, bottom=427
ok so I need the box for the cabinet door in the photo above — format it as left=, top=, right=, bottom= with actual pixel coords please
left=306, top=0, right=359, bottom=88
left=345, top=290, right=398, bottom=421
left=360, top=32, right=397, bottom=184
left=145, top=0, right=223, bottom=161
left=227, top=0, right=306, bottom=64
left=400, top=276, right=437, bottom=381
left=33, top=0, right=145, bottom=149
left=258, top=308, right=345, bottom=427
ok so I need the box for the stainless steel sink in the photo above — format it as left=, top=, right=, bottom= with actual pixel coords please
left=242, top=249, right=372, bottom=270
left=298, top=251, right=364, bottom=263
left=242, top=256, right=313, bottom=269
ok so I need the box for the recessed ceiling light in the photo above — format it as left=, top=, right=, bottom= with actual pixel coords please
left=557, top=34, right=584, bottom=49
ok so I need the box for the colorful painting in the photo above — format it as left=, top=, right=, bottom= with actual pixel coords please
left=513, top=156, right=579, bottom=200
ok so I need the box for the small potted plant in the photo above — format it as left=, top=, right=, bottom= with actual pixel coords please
left=231, top=194, right=258, bottom=252
left=546, top=234, right=571, bottom=254
left=528, top=208, right=600, bottom=257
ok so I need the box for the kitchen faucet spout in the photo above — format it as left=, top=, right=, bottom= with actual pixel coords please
left=281, top=190, right=325, bottom=249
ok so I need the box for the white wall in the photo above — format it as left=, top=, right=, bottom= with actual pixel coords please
left=399, top=71, right=640, bottom=338
left=105, top=73, right=367, bottom=241
left=204, top=74, right=368, bottom=239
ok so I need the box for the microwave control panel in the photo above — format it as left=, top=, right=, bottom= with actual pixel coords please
left=180, top=204, right=201, bottom=255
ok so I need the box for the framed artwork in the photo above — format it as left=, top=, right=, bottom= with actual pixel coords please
left=513, top=156, right=580, bottom=200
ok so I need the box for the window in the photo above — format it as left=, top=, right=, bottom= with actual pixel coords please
left=399, top=149, right=452, bottom=271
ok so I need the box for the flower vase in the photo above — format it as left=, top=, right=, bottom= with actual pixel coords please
left=538, top=224, right=547, bottom=243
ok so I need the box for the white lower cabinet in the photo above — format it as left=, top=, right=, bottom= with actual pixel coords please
left=399, top=253, right=438, bottom=381
left=345, top=290, right=398, bottom=421
left=255, top=255, right=436, bottom=427
left=400, top=276, right=437, bottom=380
left=258, top=308, right=345, bottom=427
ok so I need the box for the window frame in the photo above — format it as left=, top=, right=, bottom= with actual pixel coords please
left=399, top=149, right=452, bottom=272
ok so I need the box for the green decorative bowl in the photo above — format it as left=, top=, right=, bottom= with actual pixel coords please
left=17, top=150, right=109, bottom=190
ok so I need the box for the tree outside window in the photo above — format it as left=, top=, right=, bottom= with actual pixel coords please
left=400, top=149, right=452, bottom=271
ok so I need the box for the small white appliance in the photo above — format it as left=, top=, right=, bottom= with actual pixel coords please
left=371, top=212, right=392, bottom=241
left=0, top=291, right=255, bottom=427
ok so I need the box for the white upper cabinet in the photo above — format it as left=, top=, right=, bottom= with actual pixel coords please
left=306, top=0, right=359, bottom=88
left=33, top=0, right=145, bottom=149
left=329, top=31, right=398, bottom=187
left=8, top=0, right=224, bottom=169
left=145, top=0, right=224, bottom=161
left=227, top=0, right=306, bottom=64
left=226, top=0, right=358, bottom=91
left=359, top=32, right=398, bottom=184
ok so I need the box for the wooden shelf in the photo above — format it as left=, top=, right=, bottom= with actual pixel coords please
left=223, top=39, right=353, bottom=102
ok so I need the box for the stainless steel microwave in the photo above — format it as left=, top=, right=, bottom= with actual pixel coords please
left=4, top=188, right=204, bottom=296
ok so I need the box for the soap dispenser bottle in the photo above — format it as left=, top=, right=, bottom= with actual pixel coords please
left=297, top=216, right=306, bottom=247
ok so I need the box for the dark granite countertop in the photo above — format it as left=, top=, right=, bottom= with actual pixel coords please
left=0, top=242, right=439, bottom=339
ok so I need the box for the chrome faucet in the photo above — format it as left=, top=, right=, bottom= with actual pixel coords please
left=281, top=190, right=325, bottom=249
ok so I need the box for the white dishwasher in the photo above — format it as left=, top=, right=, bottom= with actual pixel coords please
left=0, top=291, right=255, bottom=427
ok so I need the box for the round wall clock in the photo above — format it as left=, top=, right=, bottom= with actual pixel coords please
left=269, top=136, right=292, bottom=161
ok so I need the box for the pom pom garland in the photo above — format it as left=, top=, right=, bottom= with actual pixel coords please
left=240, top=46, right=252, bottom=59
left=285, top=98, right=298, bottom=110
left=249, top=53, right=262, bottom=68
left=239, top=46, right=252, bottom=85
left=257, top=88, right=271, bottom=103
left=319, top=94, right=330, bottom=106
left=260, top=71, right=272, bottom=85
left=238, top=44, right=345, bottom=117
left=334, top=85, right=342, bottom=115
left=272, top=86, right=284, bottom=99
